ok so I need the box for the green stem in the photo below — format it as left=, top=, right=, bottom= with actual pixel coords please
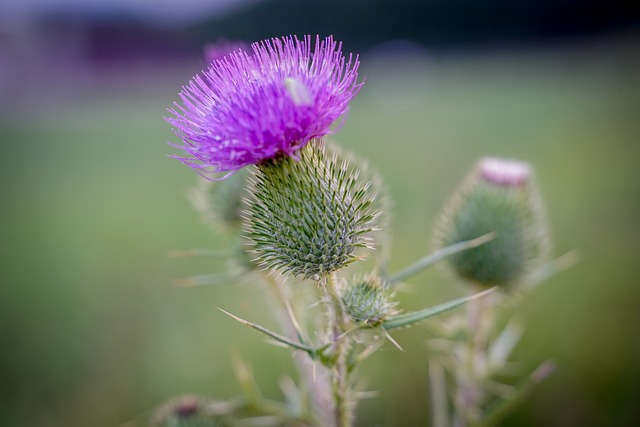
left=429, top=357, right=450, bottom=427
left=262, top=274, right=334, bottom=426
left=456, top=294, right=492, bottom=427
left=323, top=272, right=352, bottom=427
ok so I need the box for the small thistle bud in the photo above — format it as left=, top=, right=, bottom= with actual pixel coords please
left=152, top=395, right=227, bottom=427
left=341, top=275, right=397, bottom=326
left=434, top=157, right=551, bottom=289
left=244, top=142, right=378, bottom=280
left=190, top=169, right=249, bottom=233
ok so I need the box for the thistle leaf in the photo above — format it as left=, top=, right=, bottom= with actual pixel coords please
left=381, top=287, right=497, bottom=330
left=218, top=308, right=316, bottom=354
left=481, top=360, right=556, bottom=427
left=527, top=250, right=580, bottom=287
left=388, top=232, right=495, bottom=285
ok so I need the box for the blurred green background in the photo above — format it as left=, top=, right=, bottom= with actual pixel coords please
left=1, top=1, right=640, bottom=426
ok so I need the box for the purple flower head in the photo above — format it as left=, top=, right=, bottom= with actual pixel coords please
left=167, top=35, right=363, bottom=179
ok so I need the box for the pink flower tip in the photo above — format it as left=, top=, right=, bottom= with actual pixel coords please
left=478, top=157, right=531, bottom=187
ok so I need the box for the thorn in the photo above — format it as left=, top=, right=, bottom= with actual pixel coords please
left=337, top=325, right=364, bottom=341
left=167, top=248, right=228, bottom=258
left=218, top=307, right=316, bottom=353
left=383, top=329, right=404, bottom=352
left=354, top=390, right=379, bottom=400
left=218, top=307, right=250, bottom=325
left=284, top=298, right=308, bottom=344
left=531, top=360, right=556, bottom=383
left=173, top=273, right=234, bottom=287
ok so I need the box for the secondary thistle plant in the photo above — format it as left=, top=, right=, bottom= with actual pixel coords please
left=427, top=157, right=573, bottom=427
left=434, top=157, right=551, bottom=289
left=157, top=35, right=571, bottom=427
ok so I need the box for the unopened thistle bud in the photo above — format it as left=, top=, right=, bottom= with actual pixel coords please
left=190, top=169, right=249, bottom=233
left=434, top=157, right=550, bottom=289
left=244, top=142, right=378, bottom=280
left=152, top=395, right=227, bottom=427
left=341, top=275, right=397, bottom=326
left=188, top=170, right=259, bottom=276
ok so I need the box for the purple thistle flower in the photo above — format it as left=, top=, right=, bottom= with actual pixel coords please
left=166, top=35, right=363, bottom=179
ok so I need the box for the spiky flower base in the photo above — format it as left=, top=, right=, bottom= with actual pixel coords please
left=244, top=141, right=378, bottom=280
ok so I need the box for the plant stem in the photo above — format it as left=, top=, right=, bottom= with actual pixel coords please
left=323, top=272, right=352, bottom=427
left=454, top=293, right=491, bottom=427
left=429, top=356, right=450, bottom=427
left=263, top=274, right=334, bottom=426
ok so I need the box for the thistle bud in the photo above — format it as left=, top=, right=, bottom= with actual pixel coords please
left=152, top=395, right=227, bottom=427
left=434, top=157, right=550, bottom=289
left=341, top=275, right=397, bottom=326
left=189, top=169, right=249, bottom=233
left=244, top=142, right=378, bottom=280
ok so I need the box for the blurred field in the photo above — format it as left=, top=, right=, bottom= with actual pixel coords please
left=1, top=38, right=639, bottom=427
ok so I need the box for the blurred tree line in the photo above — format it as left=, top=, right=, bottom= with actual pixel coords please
left=25, top=0, right=638, bottom=63
left=190, top=0, right=638, bottom=49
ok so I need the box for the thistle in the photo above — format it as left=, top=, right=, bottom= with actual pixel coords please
left=166, top=35, right=362, bottom=179
left=434, top=157, right=551, bottom=289
left=341, top=275, right=397, bottom=326
left=161, top=34, right=566, bottom=427
left=244, top=142, right=378, bottom=280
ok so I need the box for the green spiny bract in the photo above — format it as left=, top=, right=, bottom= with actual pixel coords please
left=324, top=141, right=393, bottom=274
left=341, top=275, right=397, bottom=326
left=434, top=157, right=550, bottom=289
left=244, top=141, right=379, bottom=281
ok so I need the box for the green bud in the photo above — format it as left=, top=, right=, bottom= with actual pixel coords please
left=434, top=157, right=551, bottom=289
left=244, top=141, right=379, bottom=281
left=341, top=275, right=397, bottom=326
left=189, top=169, right=262, bottom=276
left=190, top=168, right=249, bottom=233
